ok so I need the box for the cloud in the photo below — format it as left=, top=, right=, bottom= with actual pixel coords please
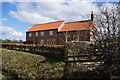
left=0, top=26, right=25, bottom=40
left=9, top=10, right=55, bottom=26
left=0, top=18, right=8, bottom=21
left=9, top=1, right=98, bottom=26
left=2, top=0, right=119, bottom=2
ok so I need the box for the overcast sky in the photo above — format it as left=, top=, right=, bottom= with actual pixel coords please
left=0, top=0, right=119, bottom=41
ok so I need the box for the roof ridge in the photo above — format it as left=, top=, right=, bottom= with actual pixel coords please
left=34, top=20, right=64, bottom=26
left=66, top=20, right=92, bottom=24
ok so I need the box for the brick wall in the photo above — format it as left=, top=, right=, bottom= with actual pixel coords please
left=26, top=29, right=58, bottom=44
left=26, top=30, right=90, bottom=45
left=57, top=30, right=90, bottom=45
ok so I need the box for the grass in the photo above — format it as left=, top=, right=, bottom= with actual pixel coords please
left=0, top=71, right=8, bottom=80
left=29, top=51, right=64, bottom=63
left=0, top=73, right=2, bottom=80
left=1, top=48, right=65, bottom=79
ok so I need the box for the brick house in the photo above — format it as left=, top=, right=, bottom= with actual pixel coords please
left=26, top=13, right=97, bottom=45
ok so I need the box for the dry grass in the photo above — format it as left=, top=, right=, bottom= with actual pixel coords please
left=1, top=48, right=65, bottom=79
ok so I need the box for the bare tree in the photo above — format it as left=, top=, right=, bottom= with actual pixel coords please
left=93, top=3, right=120, bottom=79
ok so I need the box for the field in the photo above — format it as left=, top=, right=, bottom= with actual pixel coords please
left=1, top=48, right=65, bottom=79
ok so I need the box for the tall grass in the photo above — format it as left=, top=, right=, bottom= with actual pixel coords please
left=2, top=48, right=65, bottom=79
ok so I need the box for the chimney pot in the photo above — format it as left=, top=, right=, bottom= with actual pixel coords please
left=91, top=11, right=94, bottom=21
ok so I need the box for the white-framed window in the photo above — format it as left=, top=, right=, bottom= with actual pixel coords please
left=40, top=40, right=44, bottom=44
left=53, top=39, right=56, bottom=44
left=36, top=32, right=38, bottom=36
left=47, top=40, right=49, bottom=44
left=41, top=32, right=44, bottom=36
left=28, top=33, right=32, bottom=37
left=73, top=36, right=78, bottom=41
left=66, top=36, right=70, bottom=42
left=49, top=31, right=53, bottom=35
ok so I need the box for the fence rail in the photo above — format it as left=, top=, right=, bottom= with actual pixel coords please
left=1, top=43, right=65, bottom=55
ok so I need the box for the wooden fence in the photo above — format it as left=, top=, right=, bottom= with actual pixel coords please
left=64, top=51, right=104, bottom=79
left=63, top=42, right=103, bottom=78
left=1, top=43, right=65, bottom=55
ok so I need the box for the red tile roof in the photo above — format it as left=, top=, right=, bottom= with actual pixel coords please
left=59, top=20, right=93, bottom=32
left=26, top=20, right=93, bottom=32
left=26, top=21, right=64, bottom=32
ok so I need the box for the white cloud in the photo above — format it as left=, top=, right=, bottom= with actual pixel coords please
left=9, top=1, right=98, bottom=26
left=9, top=10, right=55, bottom=26
left=2, top=0, right=119, bottom=2
left=0, top=18, right=8, bottom=21
left=0, top=26, right=25, bottom=40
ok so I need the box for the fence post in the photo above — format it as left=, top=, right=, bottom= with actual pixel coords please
left=41, top=45, right=44, bottom=53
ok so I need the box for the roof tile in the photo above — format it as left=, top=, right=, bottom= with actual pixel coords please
left=26, top=20, right=93, bottom=32
left=27, top=21, right=64, bottom=32
left=59, top=20, right=93, bottom=32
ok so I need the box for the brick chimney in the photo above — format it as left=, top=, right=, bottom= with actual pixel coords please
left=91, top=11, right=94, bottom=21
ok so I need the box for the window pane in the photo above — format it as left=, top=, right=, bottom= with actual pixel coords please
left=66, top=36, right=70, bottom=42
left=53, top=39, right=56, bottom=44
left=73, top=36, right=78, bottom=41
left=67, top=37, right=70, bottom=41
left=41, top=40, right=44, bottom=44
left=41, top=32, right=44, bottom=36
left=49, top=31, right=53, bottom=35
left=47, top=40, right=49, bottom=44
left=29, top=33, right=32, bottom=37
left=36, top=32, right=38, bottom=36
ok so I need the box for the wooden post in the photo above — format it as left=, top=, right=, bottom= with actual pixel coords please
left=41, top=45, right=44, bottom=53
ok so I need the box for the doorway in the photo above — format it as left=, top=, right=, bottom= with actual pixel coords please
left=49, top=40, right=53, bottom=45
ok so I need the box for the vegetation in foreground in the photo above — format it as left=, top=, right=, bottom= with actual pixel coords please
left=1, top=48, right=65, bottom=79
